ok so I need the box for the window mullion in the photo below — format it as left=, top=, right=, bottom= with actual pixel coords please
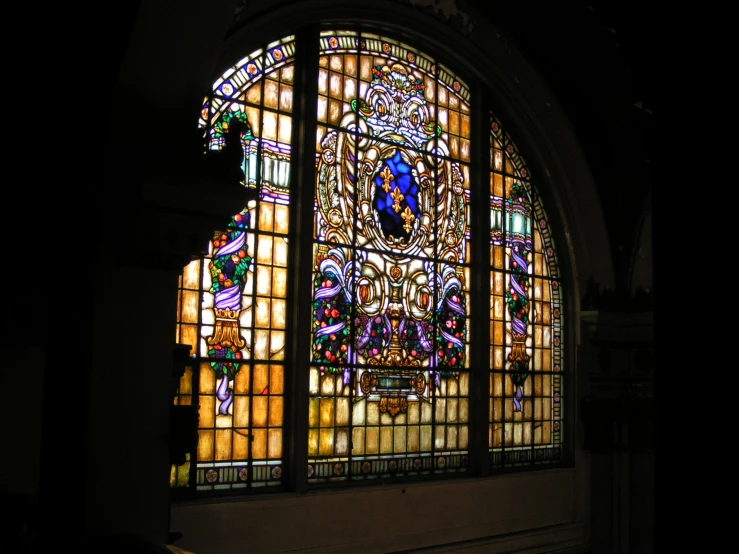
left=285, top=24, right=321, bottom=494
left=468, top=79, right=491, bottom=478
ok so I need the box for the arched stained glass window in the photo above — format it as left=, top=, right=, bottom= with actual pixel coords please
left=309, top=31, right=471, bottom=481
left=488, top=116, right=562, bottom=467
left=174, top=36, right=295, bottom=490
left=172, top=29, right=563, bottom=494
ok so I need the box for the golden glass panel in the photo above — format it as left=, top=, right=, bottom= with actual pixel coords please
left=181, top=290, right=199, bottom=325
left=543, top=350, right=552, bottom=370
left=319, top=398, right=335, bottom=427
left=234, top=366, right=251, bottom=394
left=183, top=259, right=200, bottom=289
left=234, top=396, right=250, bottom=427
left=365, top=426, right=379, bottom=455
left=269, top=397, right=283, bottom=426
left=252, top=396, right=268, bottom=427
left=271, top=299, right=286, bottom=330
left=352, top=427, right=365, bottom=455
left=504, top=423, right=514, bottom=446
left=449, top=136, right=459, bottom=159
left=543, top=302, right=551, bottom=324
left=459, top=373, right=469, bottom=396
left=493, top=320, right=504, bottom=344
left=459, top=398, right=470, bottom=423
left=279, top=83, right=293, bottom=112
left=252, top=429, right=267, bottom=459
left=533, top=347, right=542, bottom=372
left=256, top=266, right=272, bottom=296
left=308, top=397, right=320, bottom=428
left=255, top=297, right=271, bottom=328
left=308, top=429, right=319, bottom=456
left=260, top=112, right=278, bottom=142
left=447, top=378, right=458, bottom=396
left=318, top=67, right=328, bottom=95
left=492, top=373, right=503, bottom=396
left=359, top=55, right=371, bottom=80
left=420, top=400, right=433, bottom=424
left=446, top=424, right=458, bottom=450
left=493, top=346, right=504, bottom=370
left=437, top=84, right=447, bottom=106
left=319, top=55, right=328, bottom=68
left=343, top=55, right=357, bottom=76
left=272, top=267, right=287, bottom=297
left=317, top=96, right=327, bottom=123
left=270, top=365, right=283, bottom=394
left=309, top=368, right=319, bottom=394
left=542, top=398, right=551, bottom=418
left=232, top=431, right=249, bottom=461
left=493, top=398, right=502, bottom=422
left=259, top=203, right=274, bottom=232
left=434, top=398, right=446, bottom=422
left=504, top=398, right=514, bottom=420
left=366, top=400, right=380, bottom=425
left=523, top=399, right=532, bottom=419
left=380, top=412, right=393, bottom=426
left=534, top=253, right=543, bottom=276
left=270, top=332, right=285, bottom=359
left=493, top=245, right=504, bottom=269
left=319, top=428, right=334, bottom=456
left=329, top=54, right=342, bottom=71
left=460, top=138, right=470, bottom=162
left=543, top=374, right=551, bottom=396
left=447, top=398, right=459, bottom=423
left=534, top=326, right=543, bottom=348
left=335, top=428, right=349, bottom=455
left=245, top=106, right=261, bottom=135
left=335, top=398, right=349, bottom=426
left=180, top=325, right=198, bottom=355
left=199, top=395, right=215, bottom=428
left=215, top=429, right=232, bottom=460
left=264, top=79, right=279, bottom=109
left=534, top=424, right=543, bottom=444
left=458, top=424, right=468, bottom=449
left=447, top=109, right=459, bottom=136
left=393, top=426, right=407, bottom=453
left=380, top=427, right=393, bottom=454
left=320, top=373, right=335, bottom=396
left=407, top=426, right=420, bottom=452
left=534, top=398, right=542, bottom=420
left=245, top=84, right=262, bottom=105
left=274, top=204, right=289, bottom=235
left=254, top=330, right=269, bottom=359
left=343, top=77, right=356, bottom=101
left=328, top=99, right=342, bottom=125
left=197, top=430, right=214, bottom=461
left=435, top=425, right=446, bottom=449
left=273, top=238, right=288, bottom=267
left=406, top=401, right=419, bottom=425
left=268, top=428, right=282, bottom=458
left=421, top=425, right=434, bottom=452
left=257, top=235, right=272, bottom=264
left=534, top=375, right=542, bottom=396
left=543, top=327, right=551, bottom=348
left=278, top=114, right=292, bottom=143
left=352, top=399, right=366, bottom=425
left=542, top=422, right=551, bottom=442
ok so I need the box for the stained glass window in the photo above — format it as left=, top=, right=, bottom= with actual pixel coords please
left=173, top=36, right=295, bottom=490
left=171, top=29, right=563, bottom=495
left=488, top=116, right=562, bottom=466
left=309, top=31, right=471, bottom=481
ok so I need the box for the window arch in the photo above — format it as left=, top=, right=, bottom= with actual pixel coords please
left=172, top=29, right=563, bottom=494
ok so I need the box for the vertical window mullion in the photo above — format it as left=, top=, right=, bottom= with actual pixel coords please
left=285, top=24, right=321, bottom=493
left=468, top=80, right=490, bottom=477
